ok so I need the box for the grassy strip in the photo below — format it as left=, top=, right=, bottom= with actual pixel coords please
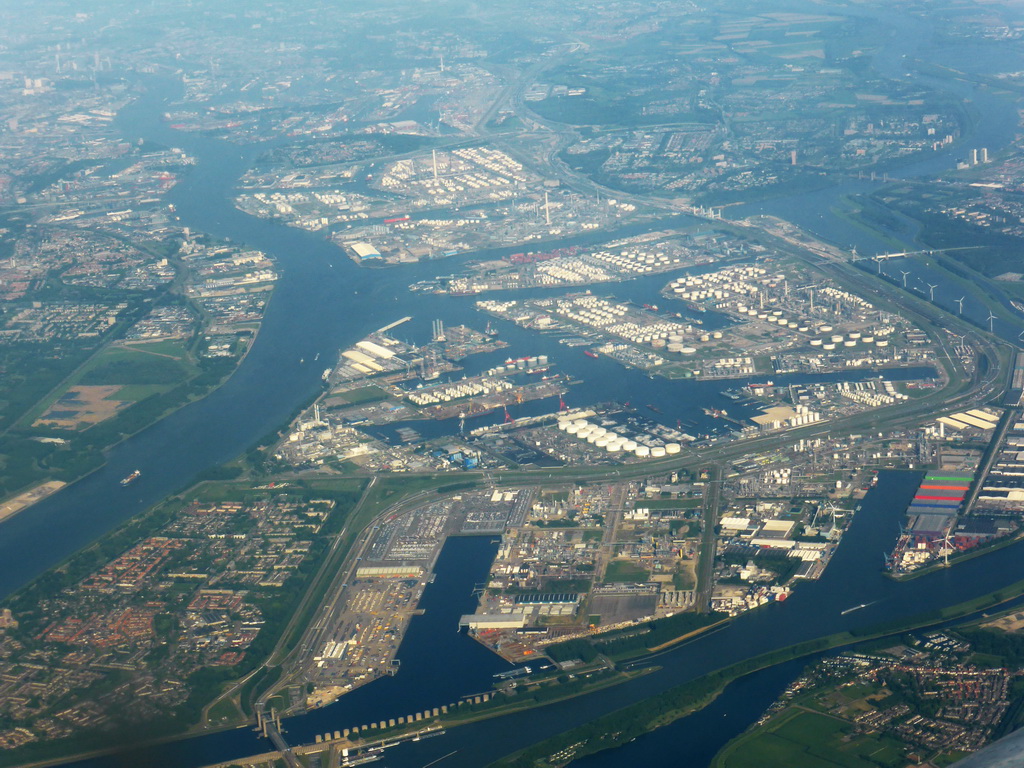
left=488, top=577, right=1024, bottom=768
left=546, top=612, right=728, bottom=664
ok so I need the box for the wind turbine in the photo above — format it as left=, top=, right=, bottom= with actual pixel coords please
left=827, top=502, right=844, bottom=539
left=899, top=270, right=911, bottom=289
left=933, top=530, right=955, bottom=567
left=987, top=311, right=997, bottom=333
left=927, top=283, right=938, bottom=302
left=955, top=296, right=965, bottom=315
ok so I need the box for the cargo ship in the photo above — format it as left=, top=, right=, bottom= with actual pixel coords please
left=1012, top=299, right=1024, bottom=315
left=120, top=470, right=141, bottom=487
left=583, top=350, right=599, bottom=358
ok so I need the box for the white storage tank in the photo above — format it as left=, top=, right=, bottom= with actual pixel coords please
left=665, top=443, right=681, bottom=454
left=651, top=446, right=667, bottom=458
left=634, top=445, right=651, bottom=458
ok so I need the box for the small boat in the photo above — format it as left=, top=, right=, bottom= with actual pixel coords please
left=840, top=602, right=872, bottom=616
left=120, top=470, right=141, bottom=487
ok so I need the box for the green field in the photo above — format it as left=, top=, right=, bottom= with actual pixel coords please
left=79, top=344, right=196, bottom=386
left=603, top=560, right=651, bottom=583
left=673, top=569, right=696, bottom=590
left=714, top=709, right=906, bottom=768
left=21, top=341, right=199, bottom=426
left=111, top=384, right=171, bottom=402
left=333, top=385, right=389, bottom=406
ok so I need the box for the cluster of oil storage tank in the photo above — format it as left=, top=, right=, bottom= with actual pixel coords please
left=407, top=376, right=512, bottom=405
left=668, top=265, right=769, bottom=302
left=606, top=320, right=690, bottom=347
left=556, top=417, right=682, bottom=459
left=837, top=381, right=907, bottom=406
left=589, top=248, right=683, bottom=275
left=476, top=299, right=518, bottom=314
left=554, top=295, right=627, bottom=327
left=735, top=305, right=808, bottom=331
left=536, top=258, right=614, bottom=285
left=488, top=355, right=550, bottom=375
left=806, top=327, right=888, bottom=351
left=818, top=285, right=872, bottom=309
left=382, top=147, right=528, bottom=194
left=553, top=295, right=689, bottom=346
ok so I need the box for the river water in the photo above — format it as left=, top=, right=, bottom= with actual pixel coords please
left=10, top=2, right=1024, bottom=767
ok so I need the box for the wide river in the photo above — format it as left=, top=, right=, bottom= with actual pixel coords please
left=8, top=2, right=1024, bottom=767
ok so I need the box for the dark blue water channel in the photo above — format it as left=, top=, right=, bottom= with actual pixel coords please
left=8, top=3, right=1024, bottom=767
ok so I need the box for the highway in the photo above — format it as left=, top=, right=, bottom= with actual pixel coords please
left=695, top=464, right=722, bottom=613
